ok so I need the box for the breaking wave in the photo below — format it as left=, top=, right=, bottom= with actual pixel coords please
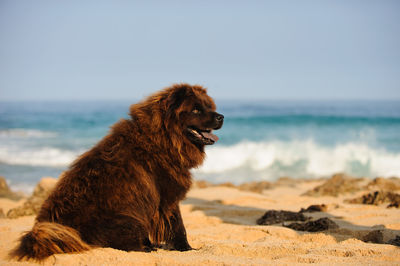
left=194, top=140, right=400, bottom=183
left=0, top=146, right=80, bottom=167
left=0, top=129, right=57, bottom=138
left=1, top=136, right=399, bottom=184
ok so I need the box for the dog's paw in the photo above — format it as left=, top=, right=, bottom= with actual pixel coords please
left=143, top=246, right=157, bottom=253
left=173, top=242, right=192, bottom=252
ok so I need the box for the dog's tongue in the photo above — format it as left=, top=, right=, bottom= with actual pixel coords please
left=201, top=131, right=219, bottom=142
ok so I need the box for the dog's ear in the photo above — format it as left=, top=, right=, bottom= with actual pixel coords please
left=166, top=86, right=187, bottom=114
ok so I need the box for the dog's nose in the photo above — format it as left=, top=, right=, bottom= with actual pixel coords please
left=215, top=114, right=224, bottom=122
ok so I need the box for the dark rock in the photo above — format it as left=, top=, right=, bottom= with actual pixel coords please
left=256, top=210, right=308, bottom=225
left=388, top=235, right=400, bottom=247
left=284, top=217, right=339, bottom=232
left=387, top=201, right=400, bottom=208
left=303, top=173, right=365, bottom=197
left=362, top=230, right=384, bottom=244
left=300, top=204, right=328, bottom=213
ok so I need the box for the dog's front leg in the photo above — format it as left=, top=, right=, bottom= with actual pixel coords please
left=166, top=204, right=192, bottom=251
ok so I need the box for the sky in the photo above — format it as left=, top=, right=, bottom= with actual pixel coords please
left=0, top=0, right=399, bottom=101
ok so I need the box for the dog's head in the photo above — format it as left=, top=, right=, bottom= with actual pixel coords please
left=164, top=84, right=224, bottom=146
left=130, top=84, right=223, bottom=149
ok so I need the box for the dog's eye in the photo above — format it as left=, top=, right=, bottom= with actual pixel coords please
left=192, top=109, right=201, bottom=114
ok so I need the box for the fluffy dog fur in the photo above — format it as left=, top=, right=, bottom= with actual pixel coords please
left=10, top=83, right=223, bottom=260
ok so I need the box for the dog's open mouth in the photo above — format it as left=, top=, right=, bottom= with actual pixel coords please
left=187, top=127, right=219, bottom=145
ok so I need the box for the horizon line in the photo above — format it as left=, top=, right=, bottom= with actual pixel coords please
left=1, top=97, right=400, bottom=103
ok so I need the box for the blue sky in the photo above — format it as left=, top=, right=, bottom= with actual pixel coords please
left=0, top=0, right=399, bottom=101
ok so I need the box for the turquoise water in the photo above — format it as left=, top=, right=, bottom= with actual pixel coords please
left=1, top=100, right=400, bottom=192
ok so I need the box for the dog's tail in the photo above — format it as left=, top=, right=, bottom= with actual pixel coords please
left=9, top=222, right=90, bottom=261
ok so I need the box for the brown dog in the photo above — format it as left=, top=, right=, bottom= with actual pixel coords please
left=10, top=83, right=223, bottom=260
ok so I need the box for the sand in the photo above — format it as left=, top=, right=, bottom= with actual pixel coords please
left=1, top=179, right=399, bottom=265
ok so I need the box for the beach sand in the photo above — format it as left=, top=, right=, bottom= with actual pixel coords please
left=1, top=177, right=399, bottom=265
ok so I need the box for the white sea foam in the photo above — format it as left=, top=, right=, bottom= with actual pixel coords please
left=195, top=140, right=400, bottom=180
left=0, top=129, right=57, bottom=138
left=1, top=138, right=399, bottom=180
left=0, top=146, right=80, bottom=167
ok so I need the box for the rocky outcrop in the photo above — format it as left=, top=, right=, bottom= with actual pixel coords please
left=303, top=173, right=366, bottom=197
left=7, top=177, right=58, bottom=218
left=365, top=177, right=400, bottom=191
left=345, top=191, right=400, bottom=208
left=0, top=176, right=23, bottom=201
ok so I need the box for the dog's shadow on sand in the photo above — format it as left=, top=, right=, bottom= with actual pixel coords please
left=184, top=197, right=266, bottom=225
left=183, top=197, right=400, bottom=245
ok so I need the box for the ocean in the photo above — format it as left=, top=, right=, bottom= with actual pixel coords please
left=1, top=100, right=400, bottom=193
